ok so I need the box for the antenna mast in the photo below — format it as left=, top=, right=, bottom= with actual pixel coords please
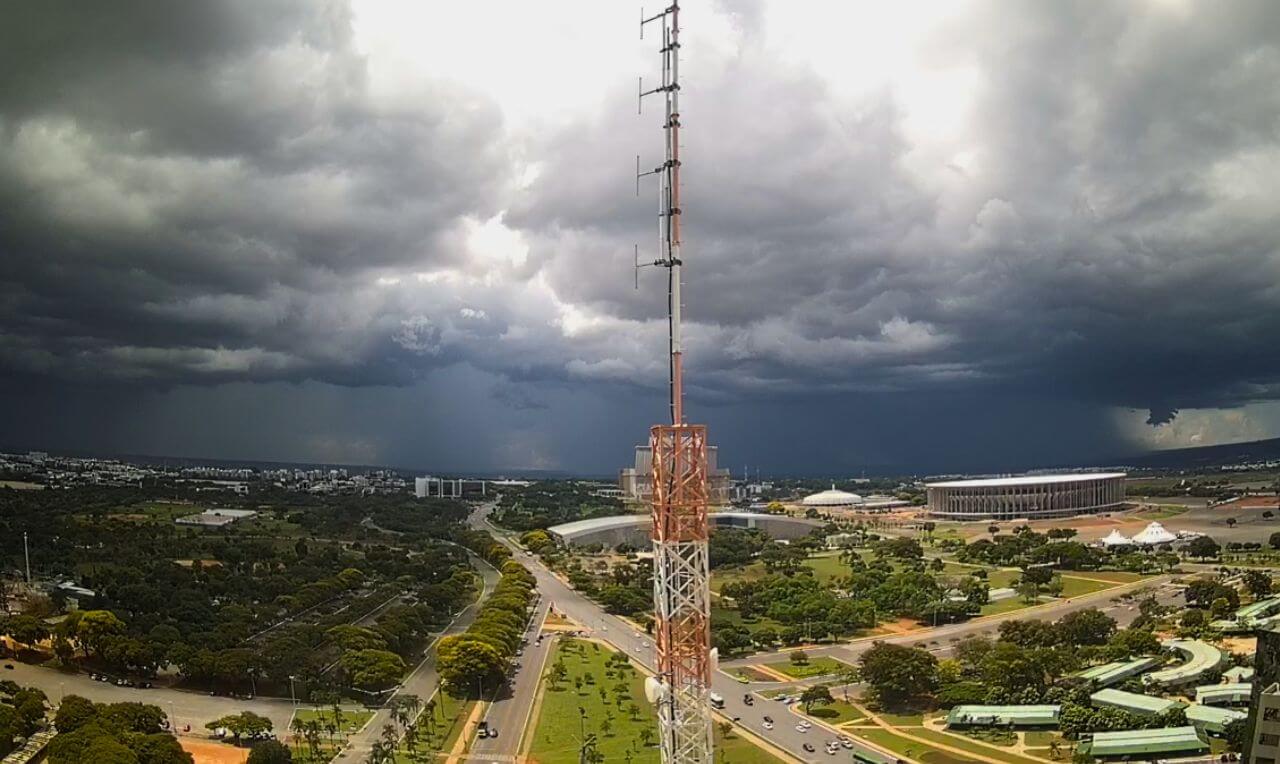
left=638, top=4, right=713, bottom=763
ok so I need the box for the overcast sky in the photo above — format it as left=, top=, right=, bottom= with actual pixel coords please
left=3, top=1, right=1280, bottom=475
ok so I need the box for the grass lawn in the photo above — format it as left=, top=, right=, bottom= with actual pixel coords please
left=292, top=707, right=374, bottom=735
left=1067, top=570, right=1147, bottom=583
left=804, top=699, right=864, bottom=724
left=852, top=728, right=983, bottom=764
left=1056, top=576, right=1115, bottom=597
left=908, top=728, right=1047, bottom=764
left=530, top=638, right=784, bottom=763
left=979, top=597, right=1035, bottom=616
left=764, top=656, right=854, bottom=679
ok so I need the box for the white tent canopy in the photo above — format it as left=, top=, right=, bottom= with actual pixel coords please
left=1131, top=521, right=1177, bottom=546
left=1100, top=529, right=1132, bottom=547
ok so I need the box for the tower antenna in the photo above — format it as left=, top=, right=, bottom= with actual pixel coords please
left=637, top=4, right=713, bottom=763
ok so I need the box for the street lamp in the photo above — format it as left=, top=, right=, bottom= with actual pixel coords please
left=289, top=676, right=297, bottom=706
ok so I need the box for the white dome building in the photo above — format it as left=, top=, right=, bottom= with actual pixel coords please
left=802, top=485, right=865, bottom=508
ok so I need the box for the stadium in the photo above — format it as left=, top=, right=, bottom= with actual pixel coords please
left=925, top=472, right=1126, bottom=520
left=548, top=512, right=823, bottom=548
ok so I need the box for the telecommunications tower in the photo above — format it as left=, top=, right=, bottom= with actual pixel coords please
left=636, top=4, right=714, bottom=763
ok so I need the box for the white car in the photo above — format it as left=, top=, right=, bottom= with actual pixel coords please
left=795, top=724, right=807, bottom=733
left=762, top=721, right=773, bottom=731
left=799, top=720, right=811, bottom=729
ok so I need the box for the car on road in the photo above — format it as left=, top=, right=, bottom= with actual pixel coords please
left=3, top=664, right=12, bottom=670
left=803, top=743, right=815, bottom=753
left=762, top=721, right=773, bottom=730
left=743, top=693, right=753, bottom=705
left=762, top=716, right=773, bottom=724
left=838, top=737, right=854, bottom=749
left=795, top=724, right=807, bottom=733
left=826, top=741, right=840, bottom=755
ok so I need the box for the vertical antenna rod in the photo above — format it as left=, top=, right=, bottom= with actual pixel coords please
left=639, top=5, right=712, bottom=764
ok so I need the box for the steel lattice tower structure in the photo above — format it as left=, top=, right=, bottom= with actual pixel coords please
left=637, top=4, right=713, bottom=763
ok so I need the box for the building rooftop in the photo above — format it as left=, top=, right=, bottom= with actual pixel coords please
left=1236, top=595, right=1280, bottom=620
left=1185, top=703, right=1247, bottom=733
left=1144, top=640, right=1227, bottom=686
left=1194, top=683, right=1252, bottom=704
left=1078, top=726, right=1208, bottom=758
left=1224, top=666, right=1255, bottom=682
left=801, top=486, right=864, bottom=506
left=1090, top=688, right=1183, bottom=716
left=926, top=472, right=1126, bottom=488
left=944, top=705, right=1060, bottom=728
left=1075, top=657, right=1161, bottom=687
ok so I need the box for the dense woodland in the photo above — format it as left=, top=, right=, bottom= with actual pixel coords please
left=490, top=483, right=622, bottom=531
left=0, top=485, right=503, bottom=702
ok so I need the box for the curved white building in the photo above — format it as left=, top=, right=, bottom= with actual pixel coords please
left=926, top=473, right=1126, bottom=520
left=802, top=485, right=865, bottom=508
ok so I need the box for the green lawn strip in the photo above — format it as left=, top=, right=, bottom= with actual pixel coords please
left=852, top=727, right=982, bottom=764
left=907, top=728, right=1046, bottom=764
left=875, top=712, right=925, bottom=727
left=763, top=656, right=854, bottom=679
left=1064, top=570, right=1146, bottom=583
left=1056, top=576, right=1114, bottom=597
left=979, top=598, right=1036, bottom=616
left=529, top=638, right=783, bottom=763
left=1023, top=731, right=1064, bottom=748
left=958, top=728, right=1017, bottom=747
left=293, top=707, right=375, bottom=736
left=288, top=744, right=341, bottom=764
left=392, top=691, right=475, bottom=760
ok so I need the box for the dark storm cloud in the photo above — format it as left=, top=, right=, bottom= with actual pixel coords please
left=515, top=0, right=1280, bottom=428
left=0, top=0, right=512, bottom=387
left=3, top=0, right=1280, bottom=471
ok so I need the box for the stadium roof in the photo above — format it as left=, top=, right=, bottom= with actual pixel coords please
left=1090, top=688, right=1183, bottom=716
left=944, top=705, right=1060, bottom=728
left=1195, top=683, right=1252, bottom=704
left=925, top=472, right=1126, bottom=488
left=1075, top=657, right=1161, bottom=687
left=1185, top=703, right=1247, bottom=733
left=1144, top=640, right=1227, bottom=686
left=1078, top=726, right=1208, bottom=758
left=548, top=511, right=822, bottom=539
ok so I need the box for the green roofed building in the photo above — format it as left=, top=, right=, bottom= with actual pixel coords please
left=1090, top=687, right=1183, bottom=717
left=1077, top=726, right=1209, bottom=759
left=1196, top=682, right=1252, bottom=707
left=1075, top=657, right=1161, bottom=688
left=1186, top=703, right=1247, bottom=736
left=1144, top=639, right=1228, bottom=687
left=944, top=705, right=1061, bottom=729
left=1224, top=665, right=1254, bottom=683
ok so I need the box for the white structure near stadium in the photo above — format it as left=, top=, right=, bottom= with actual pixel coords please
left=802, top=486, right=865, bottom=508
left=926, top=472, right=1126, bottom=520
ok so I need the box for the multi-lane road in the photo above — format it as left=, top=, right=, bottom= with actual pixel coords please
left=465, top=502, right=1184, bottom=763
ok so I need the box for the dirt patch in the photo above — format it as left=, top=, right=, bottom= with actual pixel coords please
left=1238, top=497, right=1280, bottom=508
left=734, top=666, right=776, bottom=682
left=873, top=618, right=921, bottom=635
left=180, top=739, right=249, bottom=764
left=1221, top=636, right=1258, bottom=655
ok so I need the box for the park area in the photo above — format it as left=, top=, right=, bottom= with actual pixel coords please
left=710, top=546, right=1151, bottom=654
left=527, top=638, right=783, bottom=763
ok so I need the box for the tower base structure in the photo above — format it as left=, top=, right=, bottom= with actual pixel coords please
left=650, top=423, right=712, bottom=763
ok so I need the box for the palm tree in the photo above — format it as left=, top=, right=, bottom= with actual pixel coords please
left=290, top=716, right=306, bottom=759
left=331, top=703, right=345, bottom=737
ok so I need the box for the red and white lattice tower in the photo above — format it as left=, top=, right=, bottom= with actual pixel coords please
left=637, top=4, right=713, bottom=762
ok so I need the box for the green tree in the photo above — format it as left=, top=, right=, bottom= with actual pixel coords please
left=54, top=695, right=98, bottom=734
left=339, top=649, right=407, bottom=691
left=1185, top=535, right=1220, bottom=559
left=800, top=684, right=834, bottom=715
left=247, top=740, right=292, bottom=764
left=858, top=642, right=938, bottom=708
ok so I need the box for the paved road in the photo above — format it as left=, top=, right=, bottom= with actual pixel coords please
left=340, top=548, right=503, bottom=760
left=468, top=594, right=553, bottom=760
left=469, top=505, right=1184, bottom=763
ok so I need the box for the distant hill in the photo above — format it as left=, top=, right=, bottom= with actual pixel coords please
left=1122, top=436, right=1280, bottom=469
